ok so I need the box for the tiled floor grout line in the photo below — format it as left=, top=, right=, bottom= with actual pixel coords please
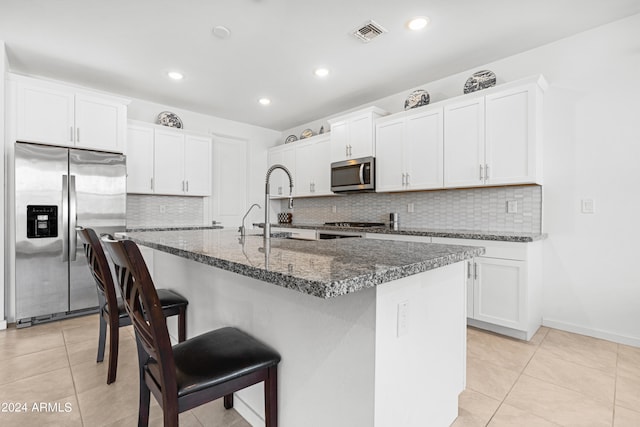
left=62, top=327, right=86, bottom=427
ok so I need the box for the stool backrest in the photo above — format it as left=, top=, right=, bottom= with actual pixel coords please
left=77, top=227, right=119, bottom=311
left=101, top=236, right=178, bottom=398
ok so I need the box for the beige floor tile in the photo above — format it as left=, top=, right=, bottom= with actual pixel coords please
left=0, top=394, right=82, bottom=427
left=615, top=370, right=640, bottom=411
left=62, top=323, right=101, bottom=345
left=0, top=329, right=65, bottom=361
left=488, top=403, right=562, bottom=426
left=451, top=389, right=501, bottom=427
left=527, top=326, right=551, bottom=347
left=466, top=356, right=521, bottom=401
left=539, top=329, right=617, bottom=373
left=66, top=327, right=136, bottom=367
left=191, top=399, right=251, bottom=427
left=617, top=344, right=640, bottom=378
left=70, top=345, right=139, bottom=394
left=467, top=327, right=537, bottom=373
left=0, top=346, right=70, bottom=386
left=57, top=313, right=100, bottom=330
left=524, top=349, right=616, bottom=403
left=614, top=406, right=640, bottom=427
left=0, top=367, right=76, bottom=403
left=505, top=374, right=613, bottom=426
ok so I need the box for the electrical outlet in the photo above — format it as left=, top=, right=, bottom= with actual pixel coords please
left=407, top=203, right=414, bottom=213
left=159, top=205, right=167, bottom=214
left=397, top=301, right=409, bottom=337
left=581, top=199, right=595, bottom=214
left=506, top=200, right=518, bottom=213
left=332, top=205, right=337, bottom=213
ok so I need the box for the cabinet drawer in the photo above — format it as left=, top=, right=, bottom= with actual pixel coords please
left=431, top=237, right=527, bottom=260
left=272, top=227, right=317, bottom=241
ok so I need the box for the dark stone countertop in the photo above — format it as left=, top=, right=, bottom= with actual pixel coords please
left=118, top=228, right=484, bottom=299
left=266, top=223, right=547, bottom=243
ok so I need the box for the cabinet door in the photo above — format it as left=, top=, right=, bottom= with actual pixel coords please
left=349, top=113, right=374, bottom=159
left=330, top=120, right=348, bottom=162
left=444, top=97, right=485, bottom=188
left=295, top=142, right=314, bottom=197
left=184, top=134, right=211, bottom=196
left=16, top=83, right=75, bottom=146
left=311, top=137, right=331, bottom=196
left=405, top=108, right=444, bottom=190
left=485, top=86, right=537, bottom=185
left=75, top=94, right=125, bottom=152
left=126, top=125, right=155, bottom=194
left=267, top=146, right=295, bottom=197
left=473, top=257, right=526, bottom=329
left=375, top=119, right=405, bottom=192
left=466, top=260, right=474, bottom=318
left=154, top=129, right=185, bottom=195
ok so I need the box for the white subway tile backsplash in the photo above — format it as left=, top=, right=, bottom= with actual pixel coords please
left=127, top=195, right=204, bottom=227
left=281, top=185, right=542, bottom=233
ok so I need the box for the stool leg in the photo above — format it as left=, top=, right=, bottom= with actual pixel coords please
left=265, top=366, right=278, bottom=427
left=178, top=308, right=186, bottom=342
left=106, top=321, right=120, bottom=384
left=223, top=394, right=234, bottom=409
left=97, top=314, right=107, bottom=363
left=136, top=339, right=151, bottom=427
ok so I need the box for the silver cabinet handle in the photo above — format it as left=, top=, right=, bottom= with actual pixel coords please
left=406, top=173, right=410, bottom=185
left=349, top=145, right=353, bottom=156
left=186, top=181, right=189, bottom=192
left=278, top=186, right=282, bottom=195
left=479, top=165, right=484, bottom=181
left=474, top=262, right=479, bottom=280
left=485, top=164, right=490, bottom=180
left=402, top=173, right=406, bottom=186
left=182, top=181, right=185, bottom=191
left=345, top=145, right=349, bottom=157
left=150, top=177, right=154, bottom=191
left=467, top=261, right=472, bottom=279
left=70, top=127, right=74, bottom=142
left=76, top=128, right=80, bottom=143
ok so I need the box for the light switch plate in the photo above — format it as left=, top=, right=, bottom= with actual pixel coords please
left=407, top=203, right=414, bottom=213
left=506, top=200, right=518, bottom=213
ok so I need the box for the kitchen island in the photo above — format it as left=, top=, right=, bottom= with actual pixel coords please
left=120, top=229, right=484, bottom=427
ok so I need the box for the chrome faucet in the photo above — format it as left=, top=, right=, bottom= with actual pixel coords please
left=264, top=164, right=293, bottom=241
left=239, top=203, right=261, bottom=237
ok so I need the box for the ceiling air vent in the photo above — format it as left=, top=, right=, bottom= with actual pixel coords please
left=352, top=20, right=388, bottom=43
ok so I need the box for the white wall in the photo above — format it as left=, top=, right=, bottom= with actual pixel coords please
left=282, top=14, right=640, bottom=346
left=0, top=41, right=6, bottom=329
left=128, top=100, right=280, bottom=228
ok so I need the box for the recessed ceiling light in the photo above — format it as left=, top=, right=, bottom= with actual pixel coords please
left=407, top=16, right=430, bottom=31
left=314, top=68, right=330, bottom=78
left=167, top=71, right=184, bottom=80
left=258, top=98, right=271, bottom=106
left=212, top=25, right=231, bottom=39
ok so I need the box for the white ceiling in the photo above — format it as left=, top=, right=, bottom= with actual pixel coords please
left=1, top=0, right=639, bottom=131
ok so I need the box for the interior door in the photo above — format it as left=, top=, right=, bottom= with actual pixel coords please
left=69, top=148, right=126, bottom=311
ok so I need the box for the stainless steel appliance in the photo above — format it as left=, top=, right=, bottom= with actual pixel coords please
left=330, top=156, right=375, bottom=193
left=15, top=142, right=126, bottom=327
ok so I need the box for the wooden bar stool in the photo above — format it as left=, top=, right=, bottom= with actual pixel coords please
left=101, top=236, right=280, bottom=427
left=77, top=227, right=188, bottom=384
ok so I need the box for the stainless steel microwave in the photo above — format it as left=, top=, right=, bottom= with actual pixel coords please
left=331, top=156, right=375, bottom=193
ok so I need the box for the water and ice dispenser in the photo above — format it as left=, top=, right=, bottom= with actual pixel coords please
left=26, top=205, right=58, bottom=238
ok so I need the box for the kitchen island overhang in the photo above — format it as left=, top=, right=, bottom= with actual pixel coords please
left=118, top=229, right=484, bottom=427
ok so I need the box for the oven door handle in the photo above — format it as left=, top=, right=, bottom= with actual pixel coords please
left=358, top=164, right=365, bottom=185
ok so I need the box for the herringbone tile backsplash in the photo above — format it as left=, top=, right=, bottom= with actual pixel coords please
left=281, top=185, right=542, bottom=232
left=127, top=195, right=204, bottom=227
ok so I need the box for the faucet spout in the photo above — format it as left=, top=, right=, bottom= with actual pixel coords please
left=239, top=203, right=261, bottom=237
left=264, top=164, right=294, bottom=241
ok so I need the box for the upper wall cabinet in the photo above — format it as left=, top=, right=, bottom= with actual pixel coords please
left=376, top=106, right=444, bottom=192
left=11, top=74, right=129, bottom=153
left=126, top=121, right=211, bottom=196
left=295, top=135, right=331, bottom=197
left=444, top=76, right=546, bottom=188
left=267, top=143, right=296, bottom=197
left=328, top=107, right=388, bottom=162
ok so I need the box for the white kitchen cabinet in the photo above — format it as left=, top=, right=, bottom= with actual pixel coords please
left=126, top=124, right=155, bottom=193
left=295, top=135, right=331, bottom=197
left=154, top=128, right=185, bottom=195
left=267, top=144, right=296, bottom=198
left=443, top=76, right=545, bottom=188
left=432, top=237, right=542, bottom=341
left=13, top=74, right=128, bottom=152
left=126, top=121, right=211, bottom=196
left=329, top=106, right=387, bottom=162
left=376, top=106, right=444, bottom=192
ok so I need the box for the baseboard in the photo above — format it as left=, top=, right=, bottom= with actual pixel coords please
left=233, top=394, right=265, bottom=427
left=542, top=318, right=640, bottom=347
left=0, top=320, right=7, bottom=330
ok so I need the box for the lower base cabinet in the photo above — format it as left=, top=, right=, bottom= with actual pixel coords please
left=432, top=237, right=542, bottom=341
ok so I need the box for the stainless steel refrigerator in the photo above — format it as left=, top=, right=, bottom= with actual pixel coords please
left=15, top=142, right=126, bottom=327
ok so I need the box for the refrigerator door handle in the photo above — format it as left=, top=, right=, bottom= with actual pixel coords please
left=62, top=174, right=69, bottom=262
left=69, top=175, right=77, bottom=261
